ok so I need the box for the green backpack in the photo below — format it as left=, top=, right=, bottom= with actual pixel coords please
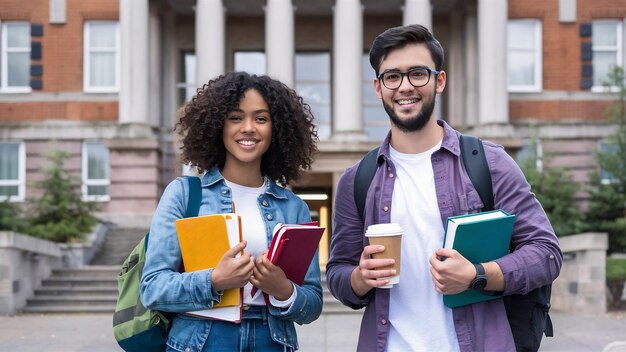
left=113, top=176, right=201, bottom=351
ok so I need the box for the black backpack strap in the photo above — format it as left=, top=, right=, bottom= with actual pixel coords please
left=354, top=147, right=380, bottom=220
left=459, top=134, right=494, bottom=211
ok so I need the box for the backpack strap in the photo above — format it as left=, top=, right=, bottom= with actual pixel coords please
left=182, top=176, right=202, bottom=218
left=459, top=134, right=494, bottom=211
left=354, top=147, right=380, bottom=220
left=145, top=176, right=202, bottom=249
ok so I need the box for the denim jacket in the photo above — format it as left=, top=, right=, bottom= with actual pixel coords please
left=140, top=168, right=323, bottom=351
left=327, top=120, right=562, bottom=351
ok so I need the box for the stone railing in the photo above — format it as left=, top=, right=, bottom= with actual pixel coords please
left=551, top=232, right=608, bottom=315
left=0, top=223, right=107, bottom=315
left=0, top=231, right=62, bottom=315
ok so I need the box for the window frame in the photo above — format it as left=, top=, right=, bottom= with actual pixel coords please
left=507, top=19, right=543, bottom=93
left=0, top=141, right=26, bottom=202
left=81, top=141, right=110, bottom=202
left=0, top=21, right=32, bottom=93
left=591, top=20, right=623, bottom=93
left=83, top=20, right=120, bottom=93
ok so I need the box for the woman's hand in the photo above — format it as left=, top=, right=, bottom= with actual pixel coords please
left=211, top=241, right=255, bottom=292
left=249, top=251, right=294, bottom=301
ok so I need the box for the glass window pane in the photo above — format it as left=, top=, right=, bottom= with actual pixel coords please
left=7, top=52, right=30, bottom=86
left=234, top=52, right=266, bottom=75
left=90, top=53, right=116, bottom=87
left=0, top=186, right=18, bottom=197
left=593, top=51, right=616, bottom=86
left=87, top=185, right=108, bottom=196
left=592, top=21, right=618, bottom=47
left=7, top=23, right=30, bottom=47
left=89, top=22, right=117, bottom=48
left=508, top=52, right=535, bottom=86
left=296, top=53, right=330, bottom=81
left=0, top=143, right=19, bottom=180
left=508, top=22, right=535, bottom=50
left=87, top=143, right=109, bottom=179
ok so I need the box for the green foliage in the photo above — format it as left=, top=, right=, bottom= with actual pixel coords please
left=0, top=200, right=29, bottom=233
left=607, top=257, right=626, bottom=281
left=518, top=136, right=584, bottom=236
left=587, top=65, right=626, bottom=254
left=28, top=151, right=98, bottom=243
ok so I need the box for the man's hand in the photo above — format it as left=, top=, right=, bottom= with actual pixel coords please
left=350, top=245, right=397, bottom=297
left=211, top=241, right=255, bottom=292
left=250, top=251, right=293, bottom=301
left=429, top=248, right=474, bottom=295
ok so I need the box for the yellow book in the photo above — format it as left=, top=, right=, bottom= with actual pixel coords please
left=175, top=213, right=243, bottom=321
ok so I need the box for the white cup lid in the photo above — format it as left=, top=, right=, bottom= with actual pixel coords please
left=365, top=223, right=403, bottom=236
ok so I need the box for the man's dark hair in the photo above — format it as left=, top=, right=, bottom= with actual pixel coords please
left=369, top=24, right=445, bottom=75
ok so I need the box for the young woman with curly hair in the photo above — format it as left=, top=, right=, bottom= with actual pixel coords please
left=140, top=71, right=322, bottom=352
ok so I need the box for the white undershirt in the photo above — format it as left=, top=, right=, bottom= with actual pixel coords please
left=225, top=180, right=268, bottom=306
left=225, top=179, right=296, bottom=308
left=387, top=142, right=460, bottom=352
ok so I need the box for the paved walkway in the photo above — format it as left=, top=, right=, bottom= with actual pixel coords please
left=0, top=309, right=624, bottom=351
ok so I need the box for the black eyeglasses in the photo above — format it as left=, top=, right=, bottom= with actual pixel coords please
left=377, top=67, right=440, bottom=90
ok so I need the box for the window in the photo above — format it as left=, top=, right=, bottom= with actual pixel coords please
left=598, top=141, right=619, bottom=185
left=296, top=52, right=331, bottom=140
left=84, top=21, right=119, bottom=93
left=516, top=139, right=543, bottom=172
left=0, top=142, right=25, bottom=201
left=507, top=19, right=542, bottom=92
left=0, top=21, right=31, bottom=93
left=176, top=51, right=197, bottom=106
left=592, top=20, right=623, bottom=90
left=362, top=54, right=389, bottom=140
left=234, top=51, right=266, bottom=76
left=82, top=142, right=110, bottom=201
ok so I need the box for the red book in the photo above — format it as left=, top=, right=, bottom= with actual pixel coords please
left=251, top=222, right=324, bottom=297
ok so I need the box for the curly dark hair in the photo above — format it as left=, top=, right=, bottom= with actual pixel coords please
left=176, top=71, right=319, bottom=185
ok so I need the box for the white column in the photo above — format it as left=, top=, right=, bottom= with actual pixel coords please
left=119, top=0, right=149, bottom=124
left=464, top=12, right=479, bottom=126
left=478, top=0, right=508, bottom=124
left=195, top=0, right=225, bottom=87
left=332, top=0, right=365, bottom=141
left=403, top=0, right=432, bottom=30
left=265, top=0, right=294, bottom=88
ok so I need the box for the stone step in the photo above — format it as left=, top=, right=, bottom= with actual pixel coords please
left=35, top=286, right=118, bottom=296
left=26, top=295, right=117, bottom=307
left=41, top=277, right=118, bottom=287
left=51, top=266, right=120, bottom=278
left=21, top=306, right=115, bottom=314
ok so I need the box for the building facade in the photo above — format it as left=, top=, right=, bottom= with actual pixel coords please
left=0, top=0, right=624, bottom=265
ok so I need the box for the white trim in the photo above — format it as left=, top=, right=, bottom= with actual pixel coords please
left=0, top=141, right=26, bottom=202
left=81, top=141, right=110, bottom=202
left=591, top=20, right=623, bottom=91
left=507, top=19, right=543, bottom=93
left=0, top=21, right=32, bottom=93
left=83, top=21, right=120, bottom=93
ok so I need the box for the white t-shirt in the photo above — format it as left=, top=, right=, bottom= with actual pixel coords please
left=224, top=179, right=296, bottom=308
left=386, top=142, right=460, bottom=352
left=225, top=180, right=267, bottom=306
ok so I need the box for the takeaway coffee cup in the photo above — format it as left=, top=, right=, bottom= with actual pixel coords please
left=365, top=223, right=403, bottom=288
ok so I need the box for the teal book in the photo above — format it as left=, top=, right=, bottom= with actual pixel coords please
left=442, top=209, right=516, bottom=308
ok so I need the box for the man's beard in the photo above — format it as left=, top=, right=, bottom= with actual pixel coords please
left=383, top=91, right=436, bottom=133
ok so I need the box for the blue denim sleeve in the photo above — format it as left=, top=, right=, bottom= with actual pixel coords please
left=139, top=177, right=222, bottom=312
left=268, top=196, right=323, bottom=324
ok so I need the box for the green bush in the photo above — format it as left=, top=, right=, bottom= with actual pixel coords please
left=606, top=257, right=626, bottom=310
left=27, top=151, right=98, bottom=243
left=586, top=65, right=626, bottom=254
left=519, top=137, right=585, bottom=236
left=0, top=200, right=29, bottom=233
